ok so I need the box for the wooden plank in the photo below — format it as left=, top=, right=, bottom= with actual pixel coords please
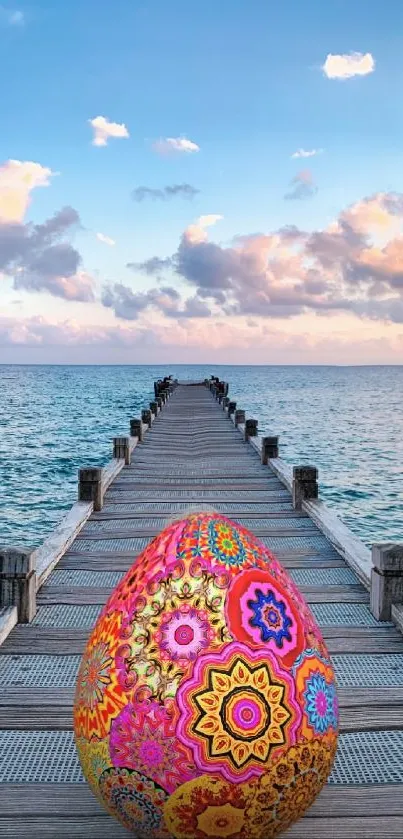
left=3, top=624, right=401, bottom=657
left=303, top=498, right=372, bottom=589
left=33, top=502, right=93, bottom=590
left=0, top=783, right=402, bottom=819
left=58, top=554, right=345, bottom=571
left=77, top=526, right=321, bottom=539
left=1, top=687, right=402, bottom=732
left=36, top=584, right=368, bottom=606
left=0, top=607, right=18, bottom=647
left=285, top=817, right=403, bottom=838
left=91, top=510, right=309, bottom=521
left=0, top=817, right=132, bottom=838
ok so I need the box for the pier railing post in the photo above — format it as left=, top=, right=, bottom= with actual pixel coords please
left=0, top=548, right=36, bottom=623
left=156, top=397, right=163, bottom=410
left=228, top=401, right=236, bottom=418
left=113, top=436, right=131, bottom=465
left=370, top=544, right=403, bottom=621
left=130, top=418, right=143, bottom=442
left=150, top=401, right=158, bottom=417
left=234, top=409, right=245, bottom=427
left=79, top=467, right=104, bottom=511
left=245, top=418, right=258, bottom=441
left=261, top=436, right=279, bottom=464
left=142, top=409, right=152, bottom=426
left=292, top=466, right=318, bottom=510
left=222, top=397, right=230, bottom=411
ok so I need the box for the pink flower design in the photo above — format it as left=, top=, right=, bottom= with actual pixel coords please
left=155, top=605, right=213, bottom=664
left=109, top=700, right=196, bottom=793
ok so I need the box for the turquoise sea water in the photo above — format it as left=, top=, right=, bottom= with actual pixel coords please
left=0, top=365, right=402, bottom=549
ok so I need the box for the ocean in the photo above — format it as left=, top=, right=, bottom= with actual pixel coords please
left=0, top=364, right=402, bottom=550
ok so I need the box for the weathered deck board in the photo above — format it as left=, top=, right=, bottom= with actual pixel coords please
left=1, top=380, right=402, bottom=837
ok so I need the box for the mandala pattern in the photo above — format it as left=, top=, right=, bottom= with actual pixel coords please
left=109, top=699, right=196, bottom=792
left=74, top=610, right=126, bottom=738
left=293, top=649, right=339, bottom=739
left=226, top=569, right=305, bottom=667
left=177, top=642, right=301, bottom=782
left=155, top=605, right=215, bottom=664
left=99, top=767, right=170, bottom=837
left=177, top=514, right=273, bottom=576
left=74, top=512, right=338, bottom=838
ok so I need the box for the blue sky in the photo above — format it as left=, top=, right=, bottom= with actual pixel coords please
left=1, top=0, right=403, bottom=363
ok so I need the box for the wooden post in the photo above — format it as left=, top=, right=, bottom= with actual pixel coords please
left=0, top=548, right=36, bottom=623
left=228, top=401, right=236, bottom=417
left=150, top=401, right=158, bottom=417
left=370, top=544, right=403, bottom=621
left=130, top=418, right=143, bottom=442
left=234, top=409, right=245, bottom=427
left=156, top=397, right=163, bottom=410
left=217, top=391, right=223, bottom=404
left=292, top=466, right=318, bottom=510
left=113, top=436, right=131, bottom=465
left=261, top=436, right=279, bottom=464
left=224, top=382, right=229, bottom=396
left=142, top=409, right=152, bottom=426
left=245, top=418, right=258, bottom=440
left=79, top=467, right=104, bottom=511
left=222, top=397, right=230, bottom=411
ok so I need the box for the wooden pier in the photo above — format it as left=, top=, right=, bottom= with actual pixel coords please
left=1, top=376, right=403, bottom=837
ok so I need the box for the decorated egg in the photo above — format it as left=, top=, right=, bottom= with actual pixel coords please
left=74, top=513, right=338, bottom=839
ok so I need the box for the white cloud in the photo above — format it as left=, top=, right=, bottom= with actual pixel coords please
left=152, top=137, right=200, bottom=155
left=291, top=148, right=323, bottom=159
left=96, top=232, right=115, bottom=247
left=322, top=52, right=375, bottom=80
left=0, top=7, right=24, bottom=25
left=89, top=115, right=129, bottom=147
left=184, top=214, right=223, bottom=244
left=0, top=159, right=54, bottom=223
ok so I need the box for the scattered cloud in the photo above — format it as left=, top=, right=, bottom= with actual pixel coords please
left=124, top=191, right=403, bottom=325
left=102, top=282, right=211, bottom=320
left=0, top=6, right=24, bottom=25
left=127, top=255, right=173, bottom=275
left=291, top=148, right=323, bottom=159
left=96, top=232, right=115, bottom=246
left=0, top=159, right=54, bottom=223
left=132, top=183, right=199, bottom=202
left=152, top=137, right=200, bottom=155
left=0, top=204, right=95, bottom=301
left=284, top=170, right=317, bottom=201
left=322, top=52, right=375, bottom=80
left=89, top=115, right=129, bottom=147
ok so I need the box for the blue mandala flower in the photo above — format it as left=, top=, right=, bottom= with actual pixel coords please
left=304, top=672, right=334, bottom=734
left=247, top=588, right=292, bottom=646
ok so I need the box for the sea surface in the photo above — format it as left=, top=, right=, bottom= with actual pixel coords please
left=0, top=365, right=402, bottom=549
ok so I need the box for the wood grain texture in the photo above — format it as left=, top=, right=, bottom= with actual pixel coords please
left=33, top=502, right=93, bottom=590
left=0, top=606, right=17, bottom=647
left=2, top=688, right=402, bottom=732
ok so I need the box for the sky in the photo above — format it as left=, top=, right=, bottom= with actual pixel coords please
left=2, top=0, right=403, bottom=364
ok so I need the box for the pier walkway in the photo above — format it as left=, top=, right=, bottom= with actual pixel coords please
left=1, top=378, right=403, bottom=837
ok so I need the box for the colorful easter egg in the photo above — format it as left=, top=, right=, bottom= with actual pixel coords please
left=74, top=513, right=338, bottom=839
